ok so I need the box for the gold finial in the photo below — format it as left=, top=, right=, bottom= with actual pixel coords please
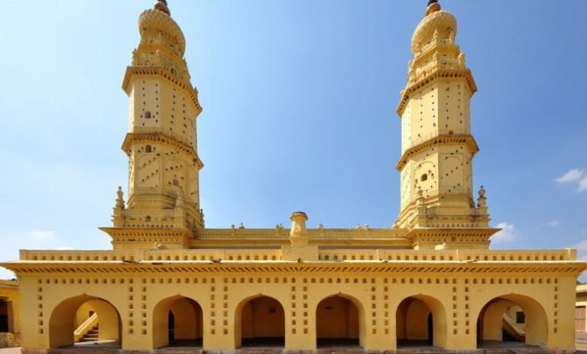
left=426, top=0, right=441, bottom=16
left=154, top=0, right=171, bottom=16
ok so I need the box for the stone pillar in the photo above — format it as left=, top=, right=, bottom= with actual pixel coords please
left=285, top=302, right=316, bottom=350
left=290, top=212, right=308, bottom=247
left=112, top=187, right=125, bottom=227
left=281, top=212, right=318, bottom=261
left=174, top=189, right=186, bottom=228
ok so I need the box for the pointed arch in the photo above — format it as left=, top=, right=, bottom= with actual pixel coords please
left=476, top=294, right=548, bottom=347
left=316, top=293, right=365, bottom=348
left=395, top=294, right=447, bottom=349
left=152, top=295, right=203, bottom=349
left=48, top=294, right=121, bottom=349
left=234, top=294, right=285, bottom=348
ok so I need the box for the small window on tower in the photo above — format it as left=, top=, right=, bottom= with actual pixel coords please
left=145, top=145, right=152, bottom=153
left=144, top=111, right=152, bottom=119
left=421, top=174, right=428, bottom=182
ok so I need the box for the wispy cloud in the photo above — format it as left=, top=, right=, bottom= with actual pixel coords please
left=547, top=220, right=560, bottom=227
left=571, top=240, right=587, bottom=252
left=555, top=169, right=587, bottom=193
left=28, top=230, right=55, bottom=239
left=492, top=222, right=516, bottom=244
left=579, top=177, right=587, bottom=192
left=556, top=169, right=584, bottom=183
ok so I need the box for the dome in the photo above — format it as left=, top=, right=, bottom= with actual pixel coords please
left=411, top=7, right=457, bottom=55
left=138, top=8, right=186, bottom=56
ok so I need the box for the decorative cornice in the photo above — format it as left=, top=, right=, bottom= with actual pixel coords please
left=0, top=279, right=18, bottom=289
left=122, top=66, right=202, bottom=114
left=396, top=134, right=479, bottom=171
left=397, top=68, right=476, bottom=116
left=100, top=227, right=192, bottom=238
left=407, top=227, right=500, bottom=240
left=2, top=260, right=585, bottom=276
left=121, top=132, right=203, bottom=169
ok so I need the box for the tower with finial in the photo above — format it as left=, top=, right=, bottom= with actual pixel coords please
left=100, top=0, right=204, bottom=249
left=395, top=0, right=499, bottom=249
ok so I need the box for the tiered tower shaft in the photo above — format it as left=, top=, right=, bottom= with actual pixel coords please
left=395, top=2, right=498, bottom=249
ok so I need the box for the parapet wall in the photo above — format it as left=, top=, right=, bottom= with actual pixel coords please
left=18, top=248, right=577, bottom=263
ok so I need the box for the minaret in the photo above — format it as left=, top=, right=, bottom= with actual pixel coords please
left=395, top=1, right=499, bottom=249
left=102, top=1, right=203, bottom=249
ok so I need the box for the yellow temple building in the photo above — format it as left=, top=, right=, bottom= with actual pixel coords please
left=2, top=1, right=586, bottom=353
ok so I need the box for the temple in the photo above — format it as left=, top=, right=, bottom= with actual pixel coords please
left=1, top=1, right=585, bottom=353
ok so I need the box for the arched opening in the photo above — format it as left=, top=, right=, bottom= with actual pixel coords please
left=0, top=299, right=9, bottom=332
left=49, top=295, right=121, bottom=349
left=396, top=295, right=446, bottom=349
left=236, top=296, right=285, bottom=349
left=145, top=145, right=152, bottom=153
left=144, top=111, right=152, bottom=119
left=153, top=296, right=203, bottom=349
left=316, top=295, right=362, bottom=349
left=477, top=295, right=548, bottom=348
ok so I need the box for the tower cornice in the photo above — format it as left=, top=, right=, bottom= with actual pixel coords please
left=121, top=132, right=204, bottom=169
left=396, top=134, right=479, bottom=171
left=122, top=66, right=202, bottom=115
left=396, top=68, right=476, bottom=116
left=407, top=227, right=501, bottom=249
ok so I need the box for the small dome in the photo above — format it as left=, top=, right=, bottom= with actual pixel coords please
left=138, top=8, right=186, bottom=56
left=411, top=9, right=457, bottom=55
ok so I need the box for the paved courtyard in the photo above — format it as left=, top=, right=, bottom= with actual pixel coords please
left=0, top=348, right=20, bottom=354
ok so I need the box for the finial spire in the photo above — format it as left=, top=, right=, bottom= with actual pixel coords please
left=426, top=0, right=441, bottom=16
left=115, top=186, right=125, bottom=209
left=154, top=0, right=171, bottom=16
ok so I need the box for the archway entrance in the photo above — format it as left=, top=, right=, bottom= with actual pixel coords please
left=396, top=297, right=433, bottom=348
left=316, top=295, right=361, bottom=349
left=0, top=299, right=9, bottom=332
left=153, top=296, right=203, bottom=349
left=238, top=296, right=285, bottom=348
left=477, top=295, right=547, bottom=348
left=49, top=295, right=121, bottom=349
left=396, top=296, right=446, bottom=349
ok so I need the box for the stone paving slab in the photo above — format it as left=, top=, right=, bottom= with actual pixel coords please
left=0, top=348, right=21, bottom=354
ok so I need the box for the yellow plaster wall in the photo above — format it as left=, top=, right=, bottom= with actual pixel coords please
left=397, top=298, right=432, bottom=340
left=241, top=296, right=285, bottom=339
left=11, top=270, right=579, bottom=351
left=505, top=305, right=527, bottom=331
left=316, top=296, right=359, bottom=339
left=480, top=300, right=512, bottom=341
left=170, top=298, right=202, bottom=340
left=75, top=303, right=94, bottom=329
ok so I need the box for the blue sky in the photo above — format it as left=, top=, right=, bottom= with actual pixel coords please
left=0, top=1, right=586, bottom=280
